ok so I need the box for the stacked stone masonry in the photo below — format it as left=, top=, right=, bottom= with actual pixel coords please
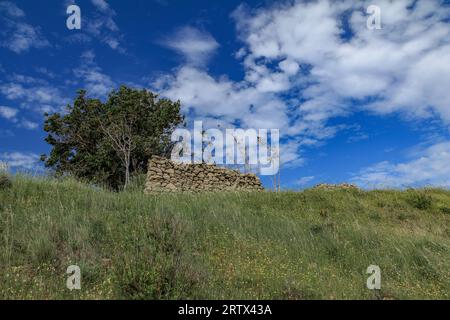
left=145, top=156, right=264, bottom=193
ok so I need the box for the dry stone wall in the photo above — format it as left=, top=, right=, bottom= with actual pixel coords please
left=313, top=183, right=359, bottom=190
left=145, top=156, right=264, bottom=193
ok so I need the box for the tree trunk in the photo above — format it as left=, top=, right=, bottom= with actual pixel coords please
left=125, top=167, right=130, bottom=188
left=124, top=157, right=130, bottom=188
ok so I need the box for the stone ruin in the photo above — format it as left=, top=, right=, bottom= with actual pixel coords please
left=312, top=183, right=359, bottom=190
left=0, top=161, right=8, bottom=173
left=145, top=156, right=264, bottom=193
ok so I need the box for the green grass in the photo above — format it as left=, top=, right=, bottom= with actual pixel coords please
left=1, top=175, right=450, bottom=299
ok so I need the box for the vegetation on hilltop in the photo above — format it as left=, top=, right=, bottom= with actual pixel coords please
left=0, top=176, right=449, bottom=299
left=41, top=86, right=184, bottom=189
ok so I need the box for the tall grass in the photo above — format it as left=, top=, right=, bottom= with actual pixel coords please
left=0, top=175, right=449, bottom=299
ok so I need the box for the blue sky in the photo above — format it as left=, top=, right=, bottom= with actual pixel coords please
left=1, top=0, right=450, bottom=189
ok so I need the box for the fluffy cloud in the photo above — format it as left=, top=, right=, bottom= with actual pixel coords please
left=63, top=0, right=124, bottom=52
left=0, top=70, right=72, bottom=133
left=73, top=50, right=116, bottom=98
left=156, top=66, right=283, bottom=125
left=0, top=78, right=69, bottom=114
left=0, top=152, right=40, bottom=170
left=295, top=176, right=315, bottom=186
left=0, top=105, right=39, bottom=130
left=162, top=26, right=219, bottom=66
left=0, top=106, right=18, bottom=120
left=0, top=51, right=114, bottom=126
left=67, top=0, right=125, bottom=52
left=0, top=1, right=24, bottom=17
left=18, top=119, right=39, bottom=130
left=155, top=66, right=305, bottom=165
left=352, top=141, right=450, bottom=188
left=0, top=1, right=50, bottom=53
left=91, top=0, right=110, bottom=12
left=156, top=0, right=450, bottom=171
left=232, top=0, right=450, bottom=122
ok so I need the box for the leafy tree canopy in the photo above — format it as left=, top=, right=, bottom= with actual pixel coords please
left=41, top=85, right=184, bottom=189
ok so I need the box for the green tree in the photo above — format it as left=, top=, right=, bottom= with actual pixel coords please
left=41, top=86, right=184, bottom=189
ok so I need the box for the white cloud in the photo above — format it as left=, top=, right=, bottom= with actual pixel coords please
left=0, top=2, right=24, bottom=17
left=279, top=59, right=300, bottom=75
left=82, top=0, right=124, bottom=52
left=295, top=176, right=315, bottom=186
left=91, top=0, right=110, bottom=12
left=18, top=119, right=39, bottom=130
left=0, top=106, right=39, bottom=130
left=81, top=50, right=96, bottom=63
left=0, top=106, right=18, bottom=120
left=232, top=0, right=450, bottom=123
left=0, top=78, right=64, bottom=131
left=6, top=23, right=50, bottom=54
left=63, top=0, right=124, bottom=52
left=73, top=50, right=116, bottom=98
left=0, top=51, right=115, bottom=121
left=156, top=66, right=270, bottom=121
left=35, top=67, right=56, bottom=79
left=9, top=73, right=47, bottom=85
left=154, top=66, right=306, bottom=165
left=0, top=2, right=49, bottom=53
left=156, top=0, right=450, bottom=173
left=0, top=81, right=69, bottom=114
left=352, top=141, right=450, bottom=188
left=162, top=26, right=219, bottom=66
left=347, top=132, right=369, bottom=143
left=0, top=152, right=40, bottom=170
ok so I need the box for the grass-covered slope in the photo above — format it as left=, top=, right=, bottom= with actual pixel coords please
left=1, top=175, right=450, bottom=299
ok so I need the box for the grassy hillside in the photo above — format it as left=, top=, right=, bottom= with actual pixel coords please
left=1, top=175, right=450, bottom=299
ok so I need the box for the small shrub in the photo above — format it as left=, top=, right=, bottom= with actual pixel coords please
left=0, top=174, right=12, bottom=190
left=124, top=173, right=147, bottom=193
left=114, top=214, right=202, bottom=299
left=369, top=212, right=381, bottom=221
left=90, top=220, right=107, bottom=243
left=440, top=207, right=450, bottom=215
left=310, top=224, right=324, bottom=235
left=408, top=191, right=433, bottom=210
